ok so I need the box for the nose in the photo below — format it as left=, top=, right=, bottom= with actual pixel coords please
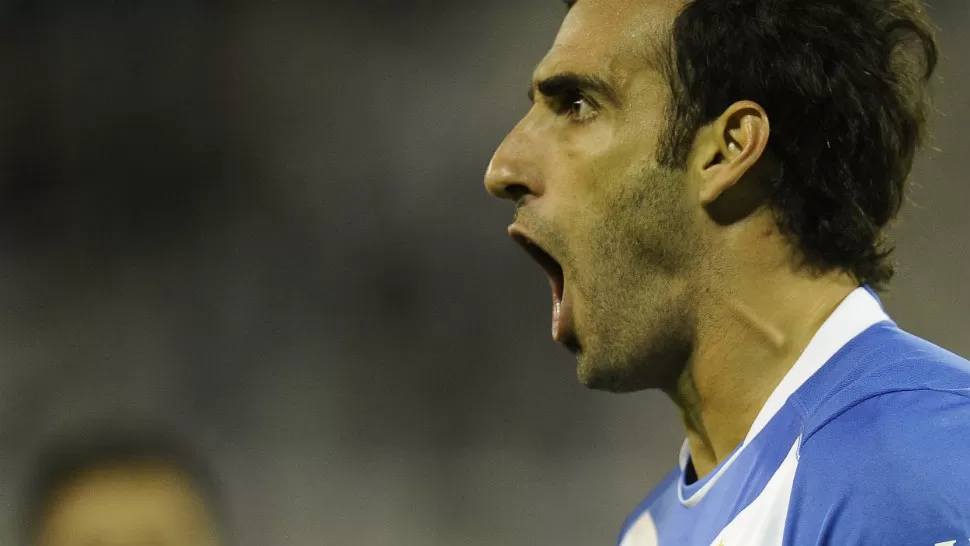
left=484, top=118, right=544, bottom=203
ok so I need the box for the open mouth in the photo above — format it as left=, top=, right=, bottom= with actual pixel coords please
left=509, top=229, right=575, bottom=346
left=511, top=231, right=564, bottom=306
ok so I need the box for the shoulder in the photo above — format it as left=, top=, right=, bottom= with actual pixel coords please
left=798, top=387, right=970, bottom=481
left=784, top=331, right=970, bottom=545
left=793, top=321, right=970, bottom=439
left=618, top=467, right=679, bottom=541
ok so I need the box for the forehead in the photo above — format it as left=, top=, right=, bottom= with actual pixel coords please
left=537, top=0, right=682, bottom=82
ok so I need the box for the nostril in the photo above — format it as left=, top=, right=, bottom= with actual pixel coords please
left=504, top=183, right=531, bottom=201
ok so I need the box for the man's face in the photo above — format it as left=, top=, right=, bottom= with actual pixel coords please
left=485, top=0, right=701, bottom=392
left=36, top=463, right=222, bottom=546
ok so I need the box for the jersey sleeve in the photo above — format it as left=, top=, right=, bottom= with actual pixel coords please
left=783, top=389, right=970, bottom=546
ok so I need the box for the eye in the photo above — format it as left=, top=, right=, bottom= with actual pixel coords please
left=568, top=96, right=595, bottom=120
left=557, top=90, right=598, bottom=122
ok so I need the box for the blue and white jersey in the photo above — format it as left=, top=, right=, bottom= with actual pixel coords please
left=619, top=286, right=970, bottom=546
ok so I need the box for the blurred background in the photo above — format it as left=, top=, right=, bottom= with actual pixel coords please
left=0, top=0, right=966, bottom=544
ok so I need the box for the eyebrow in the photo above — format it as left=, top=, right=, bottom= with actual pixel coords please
left=527, top=72, right=622, bottom=108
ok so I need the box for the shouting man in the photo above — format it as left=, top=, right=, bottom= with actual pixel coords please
left=484, top=0, right=970, bottom=544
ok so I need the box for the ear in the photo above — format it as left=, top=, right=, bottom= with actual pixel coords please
left=691, top=101, right=770, bottom=206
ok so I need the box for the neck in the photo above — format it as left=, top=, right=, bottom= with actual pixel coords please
left=667, top=255, right=858, bottom=479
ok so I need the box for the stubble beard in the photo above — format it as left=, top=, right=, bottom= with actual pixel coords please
left=575, top=163, right=699, bottom=393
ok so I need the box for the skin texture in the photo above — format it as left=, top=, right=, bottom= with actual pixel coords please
left=485, top=0, right=858, bottom=478
left=35, top=462, right=222, bottom=546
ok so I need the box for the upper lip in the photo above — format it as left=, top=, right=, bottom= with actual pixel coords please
left=507, top=224, right=564, bottom=287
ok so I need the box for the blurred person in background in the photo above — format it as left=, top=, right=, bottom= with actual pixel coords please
left=485, top=0, right=970, bottom=544
left=22, top=425, right=227, bottom=546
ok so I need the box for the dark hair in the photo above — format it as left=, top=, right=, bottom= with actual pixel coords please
left=22, top=425, right=229, bottom=544
left=657, top=0, right=938, bottom=289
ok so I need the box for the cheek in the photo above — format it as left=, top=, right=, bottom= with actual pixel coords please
left=544, top=117, right=621, bottom=191
left=570, top=120, right=620, bottom=160
left=568, top=171, right=690, bottom=292
left=566, top=220, right=631, bottom=306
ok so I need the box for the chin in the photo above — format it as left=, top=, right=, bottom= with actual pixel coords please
left=576, top=343, right=684, bottom=393
left=575, top=352, right=649, bottom=393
